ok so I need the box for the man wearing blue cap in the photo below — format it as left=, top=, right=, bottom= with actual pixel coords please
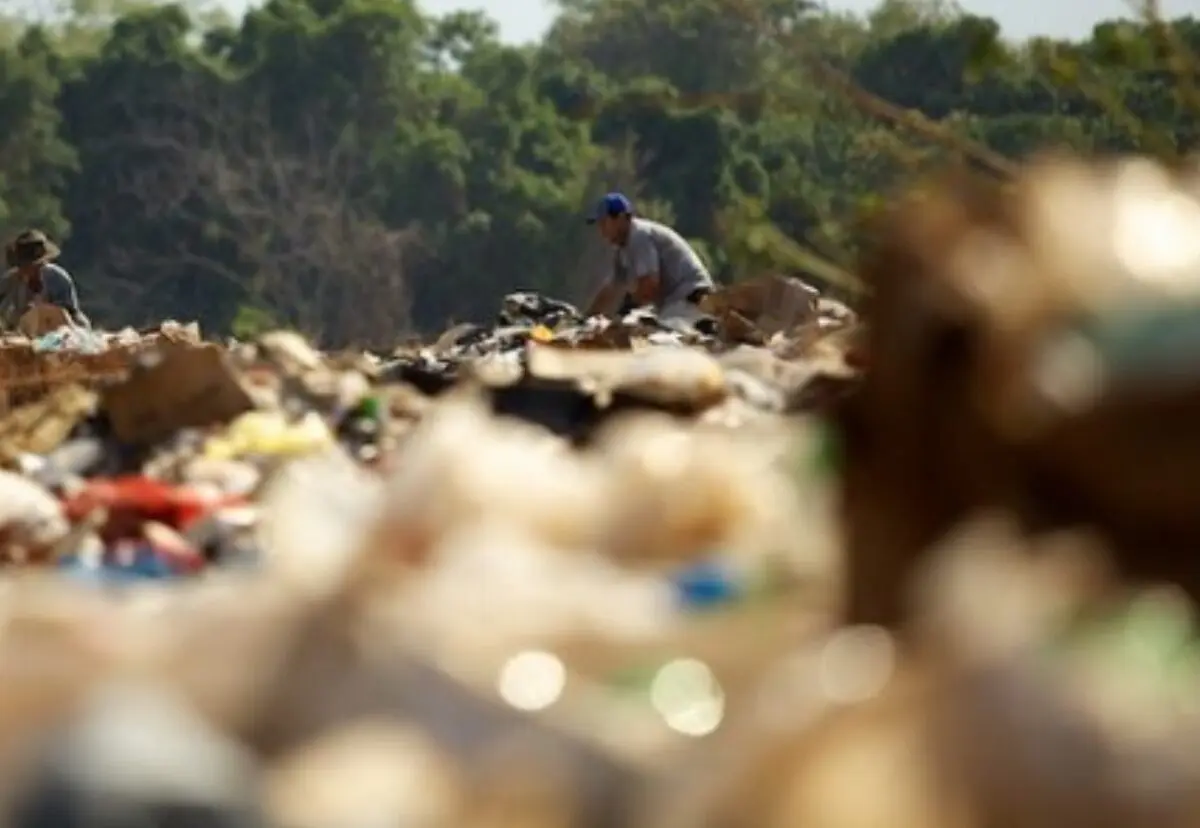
left=583, top=193, right=716, bottom=319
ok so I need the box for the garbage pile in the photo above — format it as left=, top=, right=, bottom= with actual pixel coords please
left=0, top=321, right=201, bottom=412
left=0, top=154, right=1197, bottom=828
left=382, top=279, right=861, bottom=441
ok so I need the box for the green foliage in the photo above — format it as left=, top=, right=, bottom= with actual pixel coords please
left=0, top=28, right=76, bottom=238
left=0, top=0, right=1195, bottom=339
left=231, top=303, right=276, bottom=339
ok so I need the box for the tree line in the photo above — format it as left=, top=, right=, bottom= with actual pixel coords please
left=0, top=0, right=1197, bottom=344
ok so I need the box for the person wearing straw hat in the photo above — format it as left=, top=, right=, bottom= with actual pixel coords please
left=0, top=230, right=90, bottom=331
left=583, top=193, right=716, bottom=321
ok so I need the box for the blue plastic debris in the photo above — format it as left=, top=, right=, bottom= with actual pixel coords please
left=59, top=548, right=184, bottom=583
left=672, top=559, right=741, bottom=610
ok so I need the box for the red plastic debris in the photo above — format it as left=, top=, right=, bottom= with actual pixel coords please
left=62, top=476, right=244, bottom=542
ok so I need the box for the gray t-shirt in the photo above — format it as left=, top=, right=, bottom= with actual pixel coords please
left=611, top=218, right=714, bottom=309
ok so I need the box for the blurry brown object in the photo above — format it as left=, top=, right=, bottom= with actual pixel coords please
left=101, top=343, right=255, bottom=445
left=0, top=341, right=130, bottom=415
left=712, top=307, right=765, bottom=345
left=837, top=154, right=1200, bottom=627
left=700, top=275, right=820, bottom=338
left=0, top=385, right=95, bottom=460
left=16, top=303, right=70, bottom=338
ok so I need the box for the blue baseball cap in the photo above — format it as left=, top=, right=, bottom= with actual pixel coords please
left=585, top=192, right=634, bottom=223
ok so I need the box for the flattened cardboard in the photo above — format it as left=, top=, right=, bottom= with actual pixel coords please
left=101, top=344, right=255, bottom=445
left=701, top=275, right=819, bottom=336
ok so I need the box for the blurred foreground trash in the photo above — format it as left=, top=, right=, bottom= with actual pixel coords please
left=839, top=154, right=1200, bottom=628
left=11, top=681, right=263, bottom=828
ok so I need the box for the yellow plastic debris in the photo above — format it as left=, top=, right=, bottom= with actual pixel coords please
left=204, top=410, right=333, bottom=460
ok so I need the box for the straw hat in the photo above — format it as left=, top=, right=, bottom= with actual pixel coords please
left=6, top=230, right=60, bottom=269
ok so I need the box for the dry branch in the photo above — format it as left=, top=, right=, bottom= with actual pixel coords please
left=96, top=81, right=419, bottom=347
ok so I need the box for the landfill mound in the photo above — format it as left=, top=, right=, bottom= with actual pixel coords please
left=0, top=155, right=1198, bottom=828
left=0, top=321, right=200, bottom=410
